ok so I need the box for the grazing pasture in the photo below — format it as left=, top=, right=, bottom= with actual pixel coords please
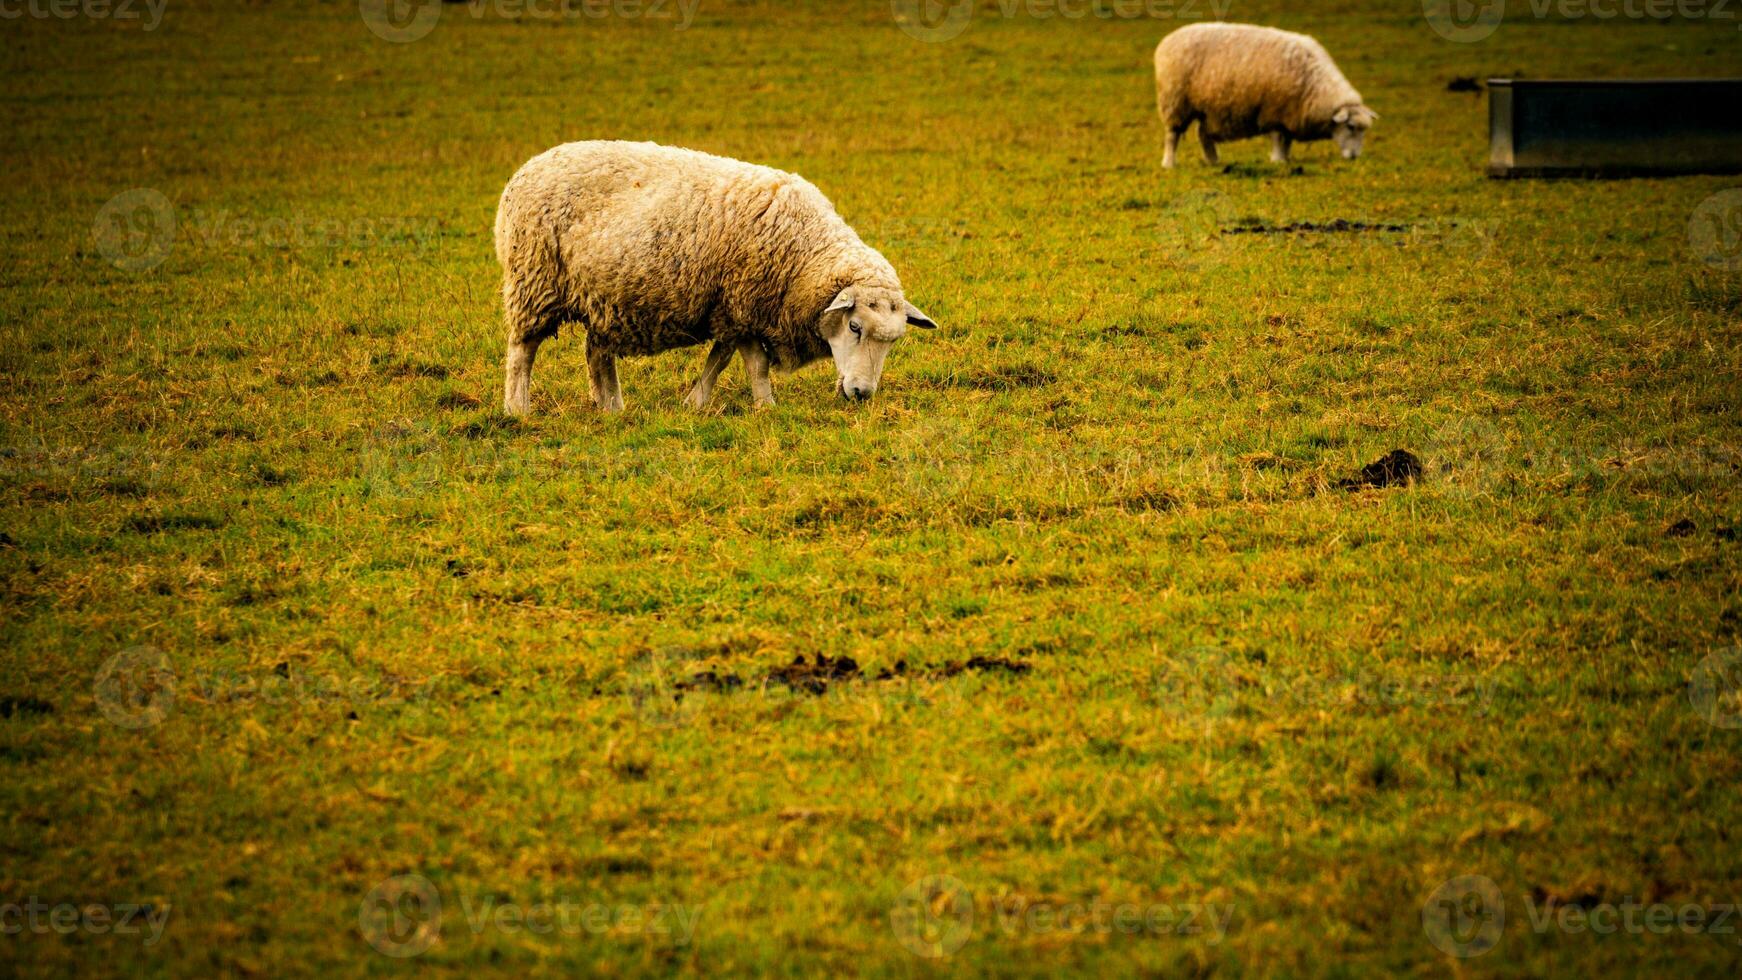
left=2, top=0, right=1740, bottom=974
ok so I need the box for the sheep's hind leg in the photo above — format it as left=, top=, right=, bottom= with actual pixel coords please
left=1198, top=128, right=1220, bottom=166
left=504, top=336, right=545, bottom=416
left=503, top=294, right=557, bottom=416
left=1270, top=132, right=1292, bottom=164
left=683, top=341, right=736, bottom=410
left=1163, top=127, right=1183, bottom=169
left=586, top=340, right=625, bottom=413
left=738, top=340, right=775, bottom=408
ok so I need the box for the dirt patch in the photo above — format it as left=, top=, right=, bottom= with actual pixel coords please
left=1103, top=317, right=1202, bottom=340
left=1447, top=76, right=1483, bottom=93
left=766, top=654, right=865, bottom=694
left=223, top=580, right=282, bottom=607
left=1242, top=452, right=1303, bottom=471
left=1224, top=218, right=1410, bottom=235
left=1339, top=449, right=1423, bottom=490
left=673, top=669, right=745, bottom=694
left=1102, top=321, right=1152, bottom=338
left=1111, top=488, right=1178, bottom=513
left=208, top=425, right=258, bottom=442
left=0, top=696, right=54, bottom=719
left=960, top=501, right=1085, bottom=527
left=453, top=415, right=520, bottom=440
left=785, top=494, right=887, bottom=534
left=935, top=364, right=1058, bottom=391
left=660, top=652, right=1034, bottom=698
left=124, top=513, right=226, bottom=535
left=1221, top=163, right=1305, bottom=178
left=372, top=354, right=450, bottom=380
left=580, top=855, right=653, bottom=876
left=252, top=463, right=293, bottom=487
left=436, top=390, right=482, bottom=410
left=936, top=656, right=1032, bottom=678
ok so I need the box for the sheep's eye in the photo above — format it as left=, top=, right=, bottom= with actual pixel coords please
left=849, top=322, right=862, bottom=337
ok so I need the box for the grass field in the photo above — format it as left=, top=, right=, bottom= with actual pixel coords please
left=3, top=0, right=1742, bottom=974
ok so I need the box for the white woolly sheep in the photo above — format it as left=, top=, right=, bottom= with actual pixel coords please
left=1154, top=23, right=1377, bottom=168
left=495, top=141, right=937, bottom=415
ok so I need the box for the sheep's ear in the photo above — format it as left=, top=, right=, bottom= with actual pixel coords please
left=825, top=289, right=855, bottom=314
left=904, top=302, right=938, bottom=330
left=1333, top=107, right=1351, bottom=124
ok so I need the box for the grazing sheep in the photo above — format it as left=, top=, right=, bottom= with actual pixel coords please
left=495, top=141, right=937, bottom=415
left=1154, top=23, right=1377, bottom=168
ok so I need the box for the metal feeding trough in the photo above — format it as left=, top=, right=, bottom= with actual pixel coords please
left=1488, top=78, right=1742, bottom=178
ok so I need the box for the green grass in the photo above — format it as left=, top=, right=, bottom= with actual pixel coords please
left=3, top=0, right=1742, bottom=974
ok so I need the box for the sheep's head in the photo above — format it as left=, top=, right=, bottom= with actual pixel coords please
left=1331, top=105, right=1378, bottom=160
left=821, top=286, right=936, bottom=403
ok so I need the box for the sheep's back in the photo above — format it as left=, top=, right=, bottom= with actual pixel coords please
left=496, top=141, right=801, bottom=357
left=1155, top=23, right=1339, bottom=139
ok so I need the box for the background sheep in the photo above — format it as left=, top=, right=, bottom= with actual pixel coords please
left=495, top=141, right=936, bottom=415
left=1154, top=23, right=1377, bottom=168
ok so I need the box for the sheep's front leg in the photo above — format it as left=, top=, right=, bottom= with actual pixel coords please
left=1270, top=132, right=1292, bottom=164
left=1198, top=129, right=1220, bottom=165
left=1163, top=129, right=1181, bottom=169
left=683, top=341, right=736, bottom=410
left=586, top=342, right=624, bottom=413
left=504, top=336, right=544, bottom=416
left=738, top=340, right=775, bottom=408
